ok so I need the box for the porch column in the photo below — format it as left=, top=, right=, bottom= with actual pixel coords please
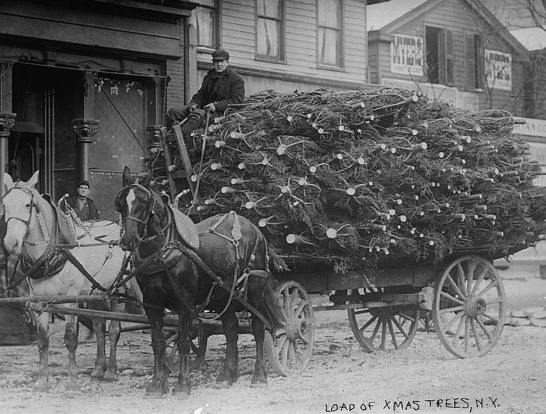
left=71, top=119, right=99, bottom=182
left=0, top=113, right=16, bottom=196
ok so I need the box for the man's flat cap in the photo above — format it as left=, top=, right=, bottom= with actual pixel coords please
left=212, top=48, right=230, bottom=61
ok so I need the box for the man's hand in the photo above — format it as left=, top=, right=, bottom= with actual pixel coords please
left=204, top=102, right=216, bottom=112
left=189, top=103, right=198, bottom=112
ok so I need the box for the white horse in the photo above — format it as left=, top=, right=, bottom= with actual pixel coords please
left=2, top=171, right=141, bottom=391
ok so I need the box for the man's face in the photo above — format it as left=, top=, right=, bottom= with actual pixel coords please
left=77, top=185, right=90, bottom=197
left=213, top=59, right=228, bottom=73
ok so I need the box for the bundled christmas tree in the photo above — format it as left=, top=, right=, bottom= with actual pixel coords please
left=169, top=88, right=545, bottom=272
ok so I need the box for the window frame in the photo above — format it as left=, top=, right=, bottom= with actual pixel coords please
left=316, top=0, right=344, bottom=70
left=255, top=0, right=286, bottom=63
left=192, top=0, right=220, bottom=50
left=424, top=25, right=453, bottom=86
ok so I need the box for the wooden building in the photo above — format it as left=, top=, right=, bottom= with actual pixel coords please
left=0, top=0, right=197, bottom=219
left=366, top=0, right=529, bottom=114
left=189, top=0, right=387, bottom=96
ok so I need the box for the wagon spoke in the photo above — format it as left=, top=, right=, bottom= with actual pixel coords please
left=369, top=317, right=382, bottom=345
left=454, top=264, right=467, bottom=297
left=439, top=305, right=464, bottom=314
left=470, top=317, right=482, bottom=352
left=475, top=280, right=497, bottom=299
left=293, top=301, right=306, bottom=318
left=464, top=316, right=470, bottom=353
left=380, top=319, right=387, bottom=350
left=280, top=336, right=290, bottom=365
left=398, top=311, right=417, bottom=323
left=471, top=267, right=488, bottom=295
left=466, top=260, right=477, bottom=294
left=440, top=290, right=465, bottom=306
left=451, top=314, right=466, bottom=346
left=289, top=289, right=300, bottom=313
left=445, top=274, right=466, bottom=301
left=443, top=311, right=463, bottom=334
left=359, top=315, right=378, bottom=333
left=392, top=315, right=410, bottom=340
left=476, top=317, right=494, bottom=342
left=387, top=317, right=399, bottom=349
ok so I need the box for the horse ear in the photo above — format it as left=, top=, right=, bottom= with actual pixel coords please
left=27, top=171, right=39, bottom=188
left=122, top=166, right=134, bottom=187
left=3, top=172, right=13, bottom=191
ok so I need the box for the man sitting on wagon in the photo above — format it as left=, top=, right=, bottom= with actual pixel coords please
left=166, top=47, right=245, bottom=137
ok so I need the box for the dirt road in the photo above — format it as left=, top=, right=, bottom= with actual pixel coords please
left=1, top=274, right=545, bottom=414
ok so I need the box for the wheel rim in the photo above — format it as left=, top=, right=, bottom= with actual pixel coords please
left=348, top=287, right=420, bottom=352
left=432, top=255, right=506, bottom=358
left=271, top=280, right=315, bottom=374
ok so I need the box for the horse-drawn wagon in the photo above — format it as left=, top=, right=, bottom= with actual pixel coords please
left=1, top=87, right=545, bottom=396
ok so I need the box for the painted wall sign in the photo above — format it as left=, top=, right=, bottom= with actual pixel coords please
left=484, top=49, right=512, bottom=91
left=391, top=34, right=424, bottom=76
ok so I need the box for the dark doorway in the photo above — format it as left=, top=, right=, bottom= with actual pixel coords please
left=426, top=26, right=441, bottom=84
left=11, top=64, right=82, bottom=199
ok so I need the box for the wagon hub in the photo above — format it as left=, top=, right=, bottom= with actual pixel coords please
left=286, top=316, right=305, bottom=340
left=465, top=295, right=487, bottom=317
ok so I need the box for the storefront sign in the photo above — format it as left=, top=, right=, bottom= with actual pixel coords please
left=391, top=34, right=424, bottom=76
left=485, top=49, right=512, bottom=91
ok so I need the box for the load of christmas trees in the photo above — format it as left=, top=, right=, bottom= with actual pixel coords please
left=172, top=88, right=545, bottom=271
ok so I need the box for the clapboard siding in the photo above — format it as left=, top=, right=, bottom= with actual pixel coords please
left=369, top=0, right=526, bottom=115
left=198, top=0, right=368, bottom=93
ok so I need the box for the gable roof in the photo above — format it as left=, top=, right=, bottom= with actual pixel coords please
left=367, top=0, right=529, bottom=59
left=511, top=27, right=546, bottom=51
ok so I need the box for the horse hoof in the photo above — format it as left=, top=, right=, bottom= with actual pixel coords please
left=172, top=386, right=191, bottom=399
left=90, top=370, right=104, bottom=381
left=250, top=379, right=267, bottom=388
left=32, top=380, right=49, bottom=393
left=213, top=380, right=233, bottom=389
left=103, top=370, right=117, bottom=382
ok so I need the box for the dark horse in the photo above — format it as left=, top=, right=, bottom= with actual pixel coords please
left=115, top=168, right=285, bottom=396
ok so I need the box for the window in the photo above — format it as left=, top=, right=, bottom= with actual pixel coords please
left=425, top=26, right=454, bottom=86
left=466, top=34, right=484, bottom=90
left=317, top=0, right=342, bottom=67
left=190, top=0, right=218, bottom=49
left=256, top=0, right=284, bottom=61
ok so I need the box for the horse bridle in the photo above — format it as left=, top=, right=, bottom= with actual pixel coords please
left=2, top=186, right=36, bottom=232
left=118, top=183, right=160, bottom=242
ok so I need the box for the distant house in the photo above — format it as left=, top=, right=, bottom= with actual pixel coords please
left=366, top=0, right=529, bottom=114
left=188, top=0, right=387, bottom=96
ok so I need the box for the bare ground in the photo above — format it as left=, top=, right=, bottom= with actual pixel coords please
left=1, top=274, right=545, bottom=414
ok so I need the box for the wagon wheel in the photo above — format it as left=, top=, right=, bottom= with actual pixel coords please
left=432, top=255, right=506, bottom=358
left=266, top=280, right=315, bottom=375
left=348, top=287, right=420, bottom=352
left=164, top=324, right=209, bottom=375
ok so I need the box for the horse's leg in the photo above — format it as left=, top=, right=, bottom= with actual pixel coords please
left=104, top=301, right=123, bottom=382
left=215, top=311, right=239, bottom=388
left=172, top=308, right=191, bottom=398
left=90, top=316, right=107, bottom=380
left=250, top=314, right=268, bottom=386
left=33, top=310, right=50, bottom=392
left=145, top=306, right=169, bottom=396
left=63, top=314, right=80, bottom=390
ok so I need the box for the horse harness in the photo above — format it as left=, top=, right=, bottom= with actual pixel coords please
left=3, top=186, right=127, bottom=296
left=124, top=185, right=273, bottom=330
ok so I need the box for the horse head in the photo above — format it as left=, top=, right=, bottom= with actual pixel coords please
left=2, top=171, right=40, bottom=256
left=115, top=167, right=166, bottom=252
